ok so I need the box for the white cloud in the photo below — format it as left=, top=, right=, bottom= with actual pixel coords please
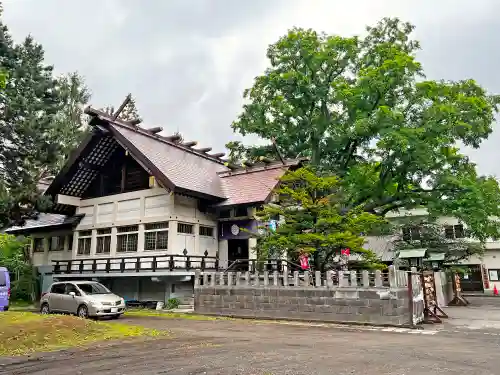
left=2, top=0, right=500, bottom=174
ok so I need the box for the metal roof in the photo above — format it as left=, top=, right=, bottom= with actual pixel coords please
left=216, top=162, right=298, bottom=207
left=398, top=248, right=427, bottom=259
left=363, top=236, right=396, bottom=262
left=43, top=107, right=303, bottom=206
left=109, top=124, right=228, bottom=199
left=425, top=252, right=446, bottom=261
left=5, top=214, right=84, bottom=234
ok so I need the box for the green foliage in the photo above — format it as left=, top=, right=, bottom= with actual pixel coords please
left=101, top=95, right=142, bottom=122
left=0, top=12, right=89, bottom=227
left=256, top=167, right=385, bottom=270
left=0, top=68, right=6, bottom=88
left=231, top=17, right=500, bottom=242
left=51, top=72, right=91, bottom=172
left=391, top=220, right=484, bottom=267
left=166, top=297, right=181, bottom=310
left=0, top=234, right=35, bottom=301
left=225, top=141, right=276, bottom=164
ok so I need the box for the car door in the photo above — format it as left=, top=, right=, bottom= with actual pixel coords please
left=63, top=283, right=82, bottom=314
left=48, top=283, right=66, bottom=312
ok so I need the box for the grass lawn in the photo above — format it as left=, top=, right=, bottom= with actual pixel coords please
left=125, top=309, right=232, bottom=321
left=8, top=300, right=36, bottom=311
left=0, top=312, right=166, bottom=357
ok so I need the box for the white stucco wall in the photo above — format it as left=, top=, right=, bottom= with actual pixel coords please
left=30, top=230, right=73, bottom=267
left=63, top=188, right=218, bottom=260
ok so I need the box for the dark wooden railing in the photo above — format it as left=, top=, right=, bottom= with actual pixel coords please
left=52, top=250, right=218, bottom=275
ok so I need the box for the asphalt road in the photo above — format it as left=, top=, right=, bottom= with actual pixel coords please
left=1, top=316, right=498, bottom=375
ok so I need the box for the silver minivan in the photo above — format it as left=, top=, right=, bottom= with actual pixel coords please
left=40, top=281, right=125, bottom=319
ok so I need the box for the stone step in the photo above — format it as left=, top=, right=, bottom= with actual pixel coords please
left=168, top=308, right=194, bottom=313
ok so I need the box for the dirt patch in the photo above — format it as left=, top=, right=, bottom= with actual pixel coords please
left=0, top=312, right=166, bottom=356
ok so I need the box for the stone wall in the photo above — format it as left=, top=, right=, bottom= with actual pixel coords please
left=194, top=268, right=416, bottom=326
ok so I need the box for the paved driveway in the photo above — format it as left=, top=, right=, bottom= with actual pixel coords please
left=441, top=295, right=500, bottom=332
left=1, top=315, right=499, bottom=375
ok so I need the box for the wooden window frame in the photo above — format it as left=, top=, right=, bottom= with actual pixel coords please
left=96, top=228, right=112, bottom=254
left=177, top=223, right=194, bottom=235
left=116, top=225, right=139, bottom=253
left=444, top=224, right=465, bottom=240
left=33, top=238, right=45, bottom=253
left=199, top=226, right=214, bottom=237
left=77, top=231, right=92, bottom=256
left=402, top=226, right=421, bottom=241
left=144, top=222, right=169, bottom=251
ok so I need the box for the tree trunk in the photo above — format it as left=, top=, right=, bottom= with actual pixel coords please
left=311, top=142, right=321, bottom=167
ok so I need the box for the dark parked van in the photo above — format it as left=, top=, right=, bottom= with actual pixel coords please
left=0, top=267, right=10, bottom=311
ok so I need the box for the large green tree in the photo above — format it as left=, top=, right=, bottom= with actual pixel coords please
left=51, top=72, right=91, bottom=172
left=256, top=167, right=384, bottom=270
left=231, top=18, right=500, bottom=242
left=0, top=9, right=89, bottom=227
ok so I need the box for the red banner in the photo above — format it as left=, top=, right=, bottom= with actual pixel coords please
left=299, top=254, right=310, bottom=270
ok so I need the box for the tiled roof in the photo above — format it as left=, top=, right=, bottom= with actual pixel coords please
left=110, top=124, right=228, bottom=199
left=45, top=107, right=305, bottom=207
left=363, top=236, right=395, bottom=262
left=5, top=214, right=84, bottom=234
left=216, top=162, right=297, bottom=207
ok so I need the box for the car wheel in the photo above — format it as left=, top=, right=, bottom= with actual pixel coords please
left=40, top=303, right=50, bottom=315
left=77, top=305, right=89, bottom=319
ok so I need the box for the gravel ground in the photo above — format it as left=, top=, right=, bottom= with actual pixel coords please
left=1, top=315, right=499, bottom=375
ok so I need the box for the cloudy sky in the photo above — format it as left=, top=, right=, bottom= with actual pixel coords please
left=3, top=0, right=500, bottom=176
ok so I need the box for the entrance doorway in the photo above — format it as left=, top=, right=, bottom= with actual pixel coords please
left=227, top=239, right=249, bottom=270
left=459, top=265, right=484, bottom=292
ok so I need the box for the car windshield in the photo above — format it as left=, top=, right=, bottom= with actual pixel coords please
left=77, top=283, right=111, bottom=295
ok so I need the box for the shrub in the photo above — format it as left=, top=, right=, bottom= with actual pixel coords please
left=166, top=297, right=180, bottom=310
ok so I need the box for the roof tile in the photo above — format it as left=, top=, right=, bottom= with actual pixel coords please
left=111, top=124, right=228, bottom=199
left=216, top=166, right=289, bottom=207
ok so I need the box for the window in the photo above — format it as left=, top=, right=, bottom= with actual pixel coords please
left=234, top=206, right=248, bottom=217
left=199, top=226, right=214, bottom=237
left=219, top=210, right=231, bottom=219
left=402, top=226, right=421, bottom=241
left=78, top=282, right=111, bottom=295
left=68, top=235, right=74, bottom=252
left=33, top=238, right=45, bottom=253
left=96, top=228, right=111, bottom=254
left=117, top=225, right=138, bottom=252
left=144, top=222, right=169, bottom=251
left=65, top=283, right=81, bottom=296
left=178, top=223, right=194, bottom=234
left=0, top=272, right=6, bottom=287
left=77, top=231, right=92, bottom=255
left=49, top=236, right=65, bottom=251
left=50, top=283, right=66, bottom=294
left=444, top=224, right=465, bottom=239
left=489, top=270, right=500, bottom=281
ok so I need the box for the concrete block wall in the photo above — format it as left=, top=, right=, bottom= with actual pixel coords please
left=194, top=268, right=415, bottom=326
